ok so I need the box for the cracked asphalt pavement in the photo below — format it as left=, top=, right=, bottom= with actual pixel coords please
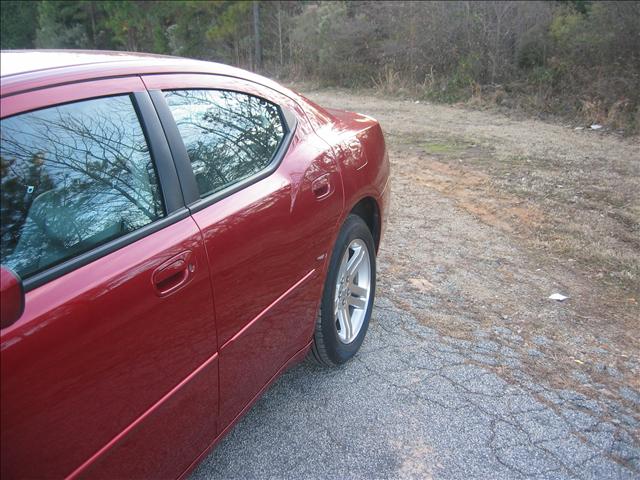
left=191, top=91, right=639, bottom=479
left=191, top=295, right=639, bottom=479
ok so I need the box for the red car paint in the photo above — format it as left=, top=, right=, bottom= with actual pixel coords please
left=0, top=50, right=390, bottom=479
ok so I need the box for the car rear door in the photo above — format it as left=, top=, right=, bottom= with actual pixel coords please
left=0, top=78, right=219, bottom=479
left=143, top=74, right=345, bottom=429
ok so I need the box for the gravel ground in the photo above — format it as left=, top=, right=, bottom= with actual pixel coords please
left=191, top=91, right=639, bottom=479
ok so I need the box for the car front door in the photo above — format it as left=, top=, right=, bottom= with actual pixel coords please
left=144, top=74, right=345, bottom=428
left=0, top=79, right=218, bottom=479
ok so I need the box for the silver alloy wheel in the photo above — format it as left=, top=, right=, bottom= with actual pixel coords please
left=334, top=238, right=371, bottom=344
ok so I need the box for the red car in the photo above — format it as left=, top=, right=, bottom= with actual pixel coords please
left=0, top=51, right=390, bottom=479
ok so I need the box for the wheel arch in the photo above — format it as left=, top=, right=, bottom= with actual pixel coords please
left=349, top=197, right=381, bottom=253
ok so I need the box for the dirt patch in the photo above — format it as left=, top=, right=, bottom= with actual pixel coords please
left=407, top=157, right=545, bottom=234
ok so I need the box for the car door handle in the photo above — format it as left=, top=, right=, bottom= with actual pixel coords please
left=312, top=174, right=333, bottom=200
left=152, top=250, right=194, bottom=296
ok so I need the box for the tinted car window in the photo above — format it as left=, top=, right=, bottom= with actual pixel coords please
left=165, top=90, right=285, bottom=198
left=0, top=95, right=164, bottom=279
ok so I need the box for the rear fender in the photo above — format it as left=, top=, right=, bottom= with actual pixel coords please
left=312, top=108, right=390, bottom=251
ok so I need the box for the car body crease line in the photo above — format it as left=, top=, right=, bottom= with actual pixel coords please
left=220, top=268, right=316, bottom=351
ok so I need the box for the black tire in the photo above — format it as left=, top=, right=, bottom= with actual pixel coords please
left=310, top=214, right=376, bottom=366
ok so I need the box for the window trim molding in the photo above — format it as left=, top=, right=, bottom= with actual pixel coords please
left=148, top=87, right=297, bottom=215
left=132, top=91, right=184, bottom=214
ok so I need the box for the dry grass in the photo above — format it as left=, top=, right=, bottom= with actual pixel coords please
left=388, top=122, right=640, bottom=296
left=300, top=89, right=640, bottom=298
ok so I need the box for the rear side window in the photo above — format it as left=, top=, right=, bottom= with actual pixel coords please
left=164, top=90, right=286, bottom=198
left=0, top=95, right=164, bottom=279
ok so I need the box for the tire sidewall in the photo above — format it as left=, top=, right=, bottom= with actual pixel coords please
left=320, top=214, right=376, bottom=364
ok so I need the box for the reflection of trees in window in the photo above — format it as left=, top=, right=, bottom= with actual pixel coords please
left=0, top=95, right=163, bottom=278
left=166, top=89, right=285, bottom=197
left=1, top=152, right=54, bottom=258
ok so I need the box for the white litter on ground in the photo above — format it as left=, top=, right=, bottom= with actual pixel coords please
left=549, top=293, right=569, bottom=301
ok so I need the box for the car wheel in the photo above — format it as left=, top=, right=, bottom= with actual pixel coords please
left=310, top=214, right=376, bottom=366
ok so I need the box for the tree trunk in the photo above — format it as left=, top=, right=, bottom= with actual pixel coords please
left=253, top=1, right=262, bottom=71
left=277, top=1, right=284, bottom=68
left=88, top=2, right=97, bottom=48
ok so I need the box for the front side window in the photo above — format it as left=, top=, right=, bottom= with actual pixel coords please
left=164, top=89, right=286, bottom=198
left=0, top=95, right=164, bottom=279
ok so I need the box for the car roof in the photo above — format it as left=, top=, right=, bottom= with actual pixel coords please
left=0, top=50, right=179, bottom=77
left=0, top=50, right=294, bottom=100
